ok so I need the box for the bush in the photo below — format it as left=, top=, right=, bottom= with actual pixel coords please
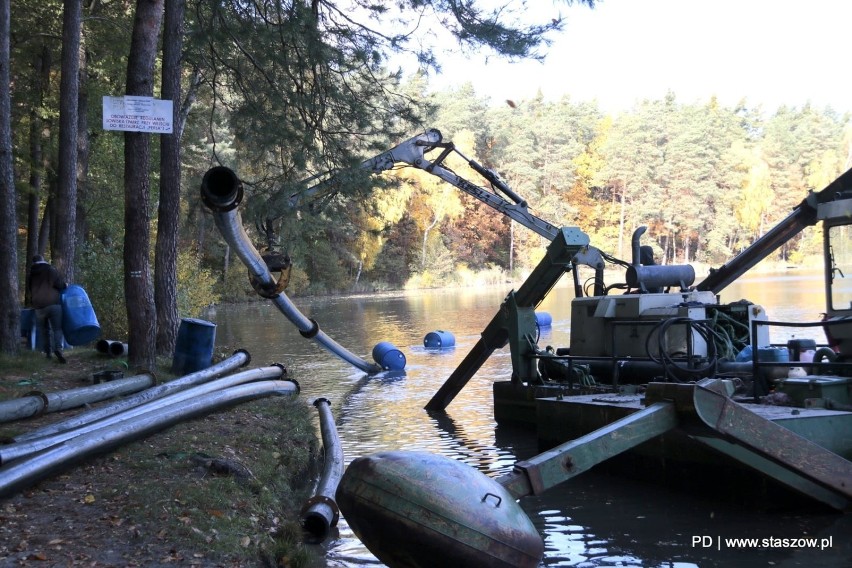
left=77, top=241, right=127, bottom=338
left=177, top=250, right=220, bottom=317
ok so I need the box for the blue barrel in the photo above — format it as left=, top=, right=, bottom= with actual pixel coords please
left=757, top=347, right=789, bottom=363
left=20, top=308, right=34, bottom=338
left=61, top=285, right=101, bottom=345
left=424, top=330, right=455, bottom=349
left=372, top=341, right=406, bottom=370
left=535, top=312, right=553, bottom=327
left=171, top=318, right=217, bottom=375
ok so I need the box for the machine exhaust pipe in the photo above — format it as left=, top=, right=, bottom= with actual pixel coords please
left=0, top=379, right=299, bottom=499
left=13, top=350, right=251, bottom=442
left=200, top=167, right=382, bottom=374
left=301, top=398, right=343, bottom=541
left=0, top=363, right=283, bottom=466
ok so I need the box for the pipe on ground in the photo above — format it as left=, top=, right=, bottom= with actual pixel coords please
left=200, top=167, right=381, bottom=375
left=0, top=379, right=299, bottom=498
left=13, top=350, right=251, bottom=443
left=0, top=363, right=283, bottom=465
left=301, top=398, right=343, bottom=541
left=0, top=373, right=155, bottom=424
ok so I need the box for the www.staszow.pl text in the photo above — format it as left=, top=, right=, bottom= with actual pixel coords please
left=692, top=536, right=833, bottom=550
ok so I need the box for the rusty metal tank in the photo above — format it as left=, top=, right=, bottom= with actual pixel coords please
left=336, top=450, right=543, bottom=568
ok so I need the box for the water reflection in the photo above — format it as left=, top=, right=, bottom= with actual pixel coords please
left=210, top=272, right=850, bottom=567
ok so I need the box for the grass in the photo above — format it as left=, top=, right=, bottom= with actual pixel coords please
left=0, top=346, right=326, bottom=567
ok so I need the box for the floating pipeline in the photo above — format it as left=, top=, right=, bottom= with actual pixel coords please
left=200, top=166, right=382, bottom=375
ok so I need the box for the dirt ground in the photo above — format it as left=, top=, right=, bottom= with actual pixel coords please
left=0, top=351, right=327, bottom=567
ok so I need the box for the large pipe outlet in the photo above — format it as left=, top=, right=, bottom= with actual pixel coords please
left=301, top=398, right=343, bottom=541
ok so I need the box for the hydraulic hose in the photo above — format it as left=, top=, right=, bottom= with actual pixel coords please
left=200, top=166, right=382, bottom=374
left=0, top=364, right=284, bottom=466
left=0, top=373, right=155, bottom=424
left=0, top=379, right=299, bottom=499
left=301, top=398, right=343, bottom=541
left=13, top=350, right=250, bottom=443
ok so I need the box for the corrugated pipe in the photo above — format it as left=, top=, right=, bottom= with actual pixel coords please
left=0, top=373, right=155, bottom=425
left=200, top=167, right=382, bottom=375
left=0, top=379, right=299, bottom=499
left=13, top=349, right=251, bottom=443
left=0, top=363, right=283, bottom=466
left=301, top=397, right=344, bottom=542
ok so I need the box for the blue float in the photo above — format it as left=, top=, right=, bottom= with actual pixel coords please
left=172, top=318, right=217, bottom=375
left=535, top=312, right=552, bottom=327
left=61, top=285, right=101, bottom=345
left=424, top=330, right=455, bottom=349
left=372, top=341, right=406, bottom=370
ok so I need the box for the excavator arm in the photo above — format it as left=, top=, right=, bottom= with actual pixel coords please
left=271, top=129, right=561, bottom=241
left=698, top=167, right=852, bottom=294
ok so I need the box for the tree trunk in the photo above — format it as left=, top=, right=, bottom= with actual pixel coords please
left=124, top=0, right=164, bottom=370
left=75, top=41, right=90, bottom=247
left=54, top=0, right=82, bottom=282
left=0, top=0, right=19, bottom=354
left=421, top=214, right=438, bottom=269
left=155, top=0, right=184, bottom=356
left=26, top=46, right=51, bottom=305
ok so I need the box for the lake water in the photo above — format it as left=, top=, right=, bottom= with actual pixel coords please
left=208, top=271, right=851, bottom=567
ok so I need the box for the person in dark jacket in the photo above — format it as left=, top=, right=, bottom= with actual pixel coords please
left=27, top=255, right=67, bottom=363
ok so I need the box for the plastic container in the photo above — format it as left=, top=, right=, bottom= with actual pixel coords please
left=171, top=318, right=217, bottom=375
left=787, top=338, right=817, bottom=362
left=535, top=312, right=553, bottom=328
left=61, top=285, right=101, bottom=345
left=757, top=347, right=789, bottom=363
left=424, top=330, right=455, bottom=349
left=372, top=341, right=406, bottom=370
left=20, top=308, right=34, bottom=339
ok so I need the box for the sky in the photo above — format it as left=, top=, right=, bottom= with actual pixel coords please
left=419, top=0, right=852, bottom=114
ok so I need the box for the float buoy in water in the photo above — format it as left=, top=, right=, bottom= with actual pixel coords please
left=423, top=330, right=455, bottom=349
left=336, top=451, right=543, bottom=568
left=372, top=342, right=406, bottom=370
left=535, top=311, right=552, bottom=327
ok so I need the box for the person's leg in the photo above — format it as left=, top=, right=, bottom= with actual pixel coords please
left=46, top=304, right=66, bottom=363
left=35, top=307, right=51, bottom=357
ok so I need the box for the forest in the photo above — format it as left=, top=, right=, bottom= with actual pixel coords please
left=0, top=0, right=849, bottom=365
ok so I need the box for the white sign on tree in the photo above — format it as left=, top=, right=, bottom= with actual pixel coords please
left=102, top=96, right=173, bottom=133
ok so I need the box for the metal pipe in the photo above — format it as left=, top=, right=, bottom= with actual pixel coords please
left=13, top=350, right=251, bottom=442
left=0, top=379, right=299, bottom=499
left=0, top=373, right=155, bottom=424
left=0, top=395, right=47, bottom=424
left=200, top=167, right=382, bottom=374
left=301, top=398, right=343, bottom=541
left=43, top=374, right=156, bottom=413
left=108, top=341, right=128, bottom=357
left=0, top=364, right=282, bottom=465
